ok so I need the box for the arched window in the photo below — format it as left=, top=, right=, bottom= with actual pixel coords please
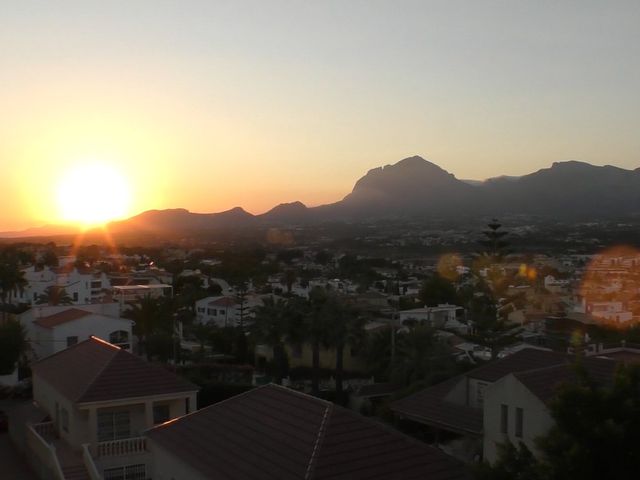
left=109, top=330, right=130, bottom=350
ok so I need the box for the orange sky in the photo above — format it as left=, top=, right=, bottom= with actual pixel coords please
left=2, top=1, right=640, bottom=231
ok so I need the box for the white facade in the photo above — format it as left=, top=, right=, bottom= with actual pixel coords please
left=399, top=304, right=463, bottom=328
left=195, top=296, right=240, bottom=327
left=19, top=305, right=132, bottom=360
left=483, top=374, right=554, bottom=463
left=574, top=299, right=634, bottom=323
left=9, top=266, right=111, bottom=306
left=148, top=442, right=208, bottom=480
left=113, top=284, right=172, bottom=312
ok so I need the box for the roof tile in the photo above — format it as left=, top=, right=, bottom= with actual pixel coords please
left=148, top=384, right=471, bottom=480
left=32, top=337, right=197, bottom=403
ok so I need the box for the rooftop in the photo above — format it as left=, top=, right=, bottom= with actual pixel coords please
left=391, top=348, right=570, bottom=434
left=33, top=308, right=92, bottom=329
left=32, top=337, right=197, bottom=404
left=148, top=384, right=471, bottom=480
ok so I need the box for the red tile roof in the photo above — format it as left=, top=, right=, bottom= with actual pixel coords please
left=148, top=384, right=471, bottom=480
left=465, top=349, right=568, bottom=382
left=209, top=296, right=237, bottom=307
left=33, top=308, right=92, bottom=329
left=391, top=377, right=483, bottom=435
left=514, top=356, right=618, bottom=405
left=32, top=337, right=197, bottom=404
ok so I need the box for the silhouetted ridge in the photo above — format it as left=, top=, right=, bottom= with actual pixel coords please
left=4, top=156, right=640, bottom=239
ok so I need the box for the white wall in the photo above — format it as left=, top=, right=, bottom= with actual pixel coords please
left=483, top=374, right=554, bottom=463
left=148, top=442, right=209, bottom=480
left=0, top=367, right=19, bottom=386
left=26, top=311, right=133, bottom=360
left=50, top=315, right=133, bottom=353
left=12, top=268, right=112, bottom=306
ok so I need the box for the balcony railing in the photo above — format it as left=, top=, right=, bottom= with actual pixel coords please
left=33, top=421, right=56, bottom=443
left=97, top=436, right=147, bottom=457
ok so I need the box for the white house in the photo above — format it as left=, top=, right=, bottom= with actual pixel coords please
left=398, top=304, right=464, bottom=328
left=10, top=266, right=111, bottom=306
left=112, top=284, right=172, bottom=313
left=19, top=304, right=133, bottom=360
left=573, top=298, right=634, bottom=324
left=391, top=348, right=570, bottom=462
left=482, top=357, right=617, bottom=463
left=22, top=337, right=198, bottom=480
left=195, top=296, right=241, bottom=327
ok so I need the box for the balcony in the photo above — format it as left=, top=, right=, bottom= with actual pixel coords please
left=33, top=420, right=56, bottom=442
left=96, top=436, right=147, bottom=457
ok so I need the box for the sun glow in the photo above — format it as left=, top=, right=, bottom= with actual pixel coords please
left=56, top=162, right=132, bottom=226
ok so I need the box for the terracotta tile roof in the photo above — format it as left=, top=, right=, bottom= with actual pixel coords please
left=391, top=377, right=483, bottom=435
left=465, top=348, right=568, bottom=382
left=514, top=356, right=618, bottom=405
left=209, top=296, right=237, bottom=307
left=33, top=308, right=92, bottom=329
left=32, top=337, right=197, bottom=404
left=148, top=384, right=471, bottom=480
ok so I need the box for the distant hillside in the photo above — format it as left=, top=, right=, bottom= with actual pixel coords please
left=314, top=156, right=477, bottom=219
left=3, top=156, right=640, bottom=239
left=106, top=207, right=255, bottom=235
left=479, top=161, right=640, bottom=217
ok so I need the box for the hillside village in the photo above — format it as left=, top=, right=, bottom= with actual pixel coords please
left=1, top=221, right=640, bottom=479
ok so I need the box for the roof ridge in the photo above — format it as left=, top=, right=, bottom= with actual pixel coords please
left=31, top=335, right=108, bottom=366
left=76, top=337, right=121, bottom=401
left=267, top=383, right=334, bottom=407
left=513, top=361, right=572, bottom=379
left=304, top=402, right=333, bottom=480
left=149, top=384, right=266, bottom=434
left=39, top=307, right=92, bottom=317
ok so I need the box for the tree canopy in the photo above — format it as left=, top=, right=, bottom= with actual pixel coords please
left=0, top=318, right=27, bottom=375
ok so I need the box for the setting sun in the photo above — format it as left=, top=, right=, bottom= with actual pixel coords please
left=56, top=162, right=132, bottom=226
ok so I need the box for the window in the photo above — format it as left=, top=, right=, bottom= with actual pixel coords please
left=153, top=404, right=171, bottom=424
left=109, top=330, right=129, bottom=349
left=500, top=404, right=509, bottom=434
left=66, top=336, right=78, bottom=347
left=476, top=381, right=488, bottom=407
left=73, top=292, right=78, bottom=301
left=103, top=464, right=146, bottom=480
left=61, top=408, right=69, bottom=433
left=292, top=344, right=303, bottom=359
left=97, top=411, right=131, bottom=442
left=515, top=407, right=523, bottom=438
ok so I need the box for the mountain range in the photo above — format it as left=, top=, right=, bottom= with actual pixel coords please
left=3, top=156, right=640, bottom=238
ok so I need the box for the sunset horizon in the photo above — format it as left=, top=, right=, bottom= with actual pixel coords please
left=4, top=1, right=640, bottom=231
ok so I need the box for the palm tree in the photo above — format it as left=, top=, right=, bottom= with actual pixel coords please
left=325, top=297, right=365, bottom=403
left=364, top=326, right=394, bottom=381
left=252, top=296, right=290, bottom=384
left=306, top=287, right=334, bottom=396
left=390, top=326, right=454, bottom=387
left=0, top=318, right=27, bottom=374
left=123, top=294, right=172, bottom=358
left=36, top=286, right=73, bottom=306
left=0, top=261, right=27, bottom=305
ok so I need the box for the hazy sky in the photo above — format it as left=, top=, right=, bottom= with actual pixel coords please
left=2, top=1, right=639, bottom=230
